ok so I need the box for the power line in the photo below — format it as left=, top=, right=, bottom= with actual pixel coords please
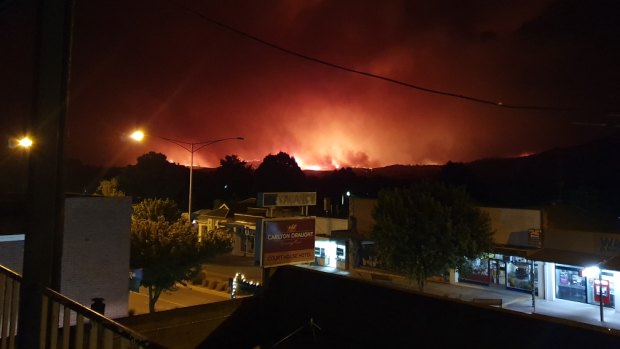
left=168, top=1, right=611, bottom=113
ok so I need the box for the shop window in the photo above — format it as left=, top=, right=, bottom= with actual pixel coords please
left=247, top=236, right=255, bottom=253
left=556, top=265, right=586, bottom=303
left=360, top=242, right=379, bottom=267
left=458, top=257, right=490, bottom=285
left=506, top=256, right=534, bottom=292
left=336, top=247, right=344, bottom=259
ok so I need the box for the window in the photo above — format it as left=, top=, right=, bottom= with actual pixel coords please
left=336, top=247, right=344, bottom=259
left=555, top=265, right=586, bottom=303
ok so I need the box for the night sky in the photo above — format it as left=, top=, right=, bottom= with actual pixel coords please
left=2, top=0, right=619, bottom=170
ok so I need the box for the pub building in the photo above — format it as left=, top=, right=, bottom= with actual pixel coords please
left=196, top=192, right=351, bottom=270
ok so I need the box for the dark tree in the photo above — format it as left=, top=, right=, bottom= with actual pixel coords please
left=210, top=155, right=254, bottom=201
left=441, top=161, right=472, bottom=188
left=371, top=182, right=493, bottom=290
left=118, top=152, right=188, bottom=208
left=254, top=152, right=306, bottom=192
left=130, top=198, right=232, bottom=313
left=63, top=158, right=114, bottom=195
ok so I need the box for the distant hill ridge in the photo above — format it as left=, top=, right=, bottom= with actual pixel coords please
left=303, top=133, right=620, bottom=214
left=306, top=132, right=620, bottom=181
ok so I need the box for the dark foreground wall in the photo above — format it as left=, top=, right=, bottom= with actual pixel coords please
left=200, top=266, right=620, bottom=349
left=117, top=299, right=244, bottom=349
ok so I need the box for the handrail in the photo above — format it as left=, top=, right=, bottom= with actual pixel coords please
left=1, top=263, right=21, bottom=349
left=1, top=263, right=166, bottom=349
left=0, top=264, right=22, bottom=282
left=41, top=288, right=166, bottom=348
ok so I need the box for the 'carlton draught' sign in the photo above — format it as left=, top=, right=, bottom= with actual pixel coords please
left=261, top=218, right=315, bottom=268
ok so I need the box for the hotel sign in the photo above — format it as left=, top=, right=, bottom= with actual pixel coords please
left=261, top=218, right=316, bottom=267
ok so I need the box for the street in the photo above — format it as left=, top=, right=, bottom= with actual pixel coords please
left=128, top=284, right=230, bottom=315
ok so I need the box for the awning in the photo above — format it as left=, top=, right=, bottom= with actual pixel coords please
left=330, top=230, right=368, bottom=240
left=491, top=245, right=535, bottom=258
left=528, top=248, right=603, bottom=267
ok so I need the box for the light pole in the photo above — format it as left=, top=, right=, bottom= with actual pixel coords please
left=583, top=265, right=605, bottom=323
left=130, top=130, right=244, bottom=219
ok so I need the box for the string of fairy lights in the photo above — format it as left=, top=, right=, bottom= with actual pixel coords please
left=230, top=272, right=260, bottom=299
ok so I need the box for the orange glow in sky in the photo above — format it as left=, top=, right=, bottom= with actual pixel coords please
left=4, top=1, right=615, bottom=169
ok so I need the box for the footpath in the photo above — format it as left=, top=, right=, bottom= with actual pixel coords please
left=348, top=266, right=620, bottom=332
left=199, top=255, right=620, bottom=333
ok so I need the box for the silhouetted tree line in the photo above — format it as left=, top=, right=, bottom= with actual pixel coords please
left=63, top=133, right=620, bottom=220
left=63, top=150, right=399, bottom=216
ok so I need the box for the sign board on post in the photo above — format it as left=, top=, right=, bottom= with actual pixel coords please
left=258, top=192, right=317, bottom=207
left=261, top=218, right=316, bottom=268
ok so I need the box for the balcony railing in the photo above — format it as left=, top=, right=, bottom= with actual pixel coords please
left=0, top=265, right=21, bottom=349
left=0, top=264, right=165, bottom=349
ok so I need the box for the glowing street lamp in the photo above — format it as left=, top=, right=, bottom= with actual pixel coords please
left=8, top=136, right=34, bottom=149
left=18, top=137, right=34, bottom=148
left=129, top=130, right=144, bottom=142
left=130, top=130, right=244, bottom=218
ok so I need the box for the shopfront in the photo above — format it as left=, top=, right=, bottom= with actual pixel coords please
left=554, top=264, right=616, bottom=308
left=229, top=225, right=256, bottom=257
left=314, top=237, right=347, bottom=270
left=528, top=227, right=620, bottom=311
left=458, top=253, right=540, bottom=294
left=458, top=256, right=490, bottom=285
left=455, top=207, right=543, bottom=293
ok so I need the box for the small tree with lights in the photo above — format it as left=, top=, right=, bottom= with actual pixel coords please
left=95, top=177, right=125, bottom=197
left=130, top=198, right=232, bottom=313
left=371, top=182, right=493, bottom=290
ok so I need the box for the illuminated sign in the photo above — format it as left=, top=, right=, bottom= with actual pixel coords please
left=258, top=192, right=317, bottom=207
left=261, top=218, right=315, bottom=267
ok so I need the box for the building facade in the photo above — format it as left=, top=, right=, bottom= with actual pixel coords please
left=195, top=204, right=231, bottom=241
left=195, top=193, right=351, bottom=271
left=531, top=228, right=620, bottom=311
left=0, top=196, right=132, bottom=319
left=348, top=197, right=620, bottom=312
left=456, top=207, right=543, bottom=296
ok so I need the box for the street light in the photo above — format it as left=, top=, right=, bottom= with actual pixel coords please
left=130, top=130, right=244, bottom=219
left=8, top=136, right=34, bottom=149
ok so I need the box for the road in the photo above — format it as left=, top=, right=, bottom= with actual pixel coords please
left=128, top=284, right=230, bottom=315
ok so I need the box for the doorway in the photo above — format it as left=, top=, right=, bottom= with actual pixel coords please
left=489, top=260, right=506, bottom=287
